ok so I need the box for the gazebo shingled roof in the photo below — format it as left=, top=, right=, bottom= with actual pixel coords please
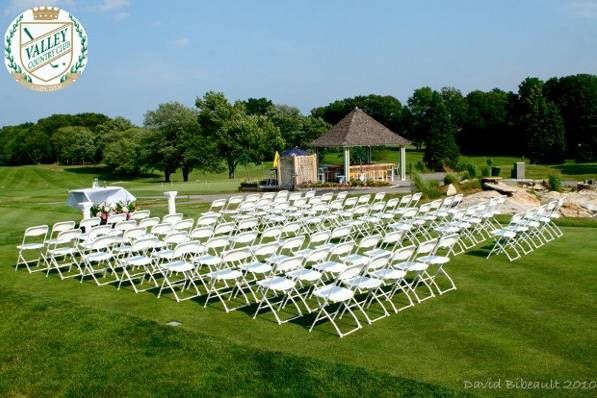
left=310, top=107, right=411, bottom=148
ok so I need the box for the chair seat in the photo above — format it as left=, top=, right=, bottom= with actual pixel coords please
left=208, top=268, right=242, bottom=280
left=269, top=254, right=291, bottom=265
left=388, top=223, right=411, bottom=231
left=163, top=260, right=194, bottom=272
left=195, top=255, right=222, bottom=266
left=370, top=268, right=406, bottom=280
left=257, top=276, right=295, bottom=291
left=287, top=268, right=322, bottom=282
left=361, top=216, right=381, bottom=223
left=364, top=248, right=392, bottom=258
left=84, top=251, right=113, bottom=262
left=126, top=255, right=152, bottom=266
left=345, top=276, right=382, bottom=290
left=48, top=247, right=77, bottom=255
left=17, top=243, right=44, bottom=250
left=240, top=261, right=272, bottom=274
left=394, top=261, right=428, bottom=272
left=341, top=254, right=369, bottom=266
left=417, top=255, right=450, bottom=265
left=152, top=249, right=175, bottom=259
left=313, top=285, right=353, bottom=303
left=313, top=261, right=346, bottom=274
left=492, top=229, right=516, bottom=238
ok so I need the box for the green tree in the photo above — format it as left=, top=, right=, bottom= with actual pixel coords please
left=440, top=87, right=467, bottom=133
left=103, top=128, right=149, bottom=175
left=269, top=104, right=330, bottom=148
left=544, top=74, right=597, bottom=161
left=196, top=92, right=284, bottom=178
left=422, top=92, right=460, bottom=170
left=244, top=97, right=274, bottom=115
left=519, top=82, right=566, bottom=164
left=23, top=127, right=52, bottom=164
left=51, top=126, right=97, bottom=165
left=404, top=87, right=435, bottom=150
left=144, top=102, right=216, bottom=182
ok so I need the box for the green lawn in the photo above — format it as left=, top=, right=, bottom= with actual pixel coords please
left=0, top=165, right=596, bottom=397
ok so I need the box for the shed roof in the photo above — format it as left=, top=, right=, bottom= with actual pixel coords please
left=310, top=107, right=410, bottom=148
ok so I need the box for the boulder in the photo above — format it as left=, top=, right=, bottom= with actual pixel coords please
left=446, top=184, right=457, bottom=196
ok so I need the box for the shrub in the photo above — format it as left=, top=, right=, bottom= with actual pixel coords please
left=413, top=173, right=442, bottom=199
left=460, top=178, right=482, bottom=191
left=414, top=161, right=426, bottom=172
left=481, top=165, right=491, bottom=177
left=456, top=161, right=479, bottom=179
left=443, top=173, right=459, bottom=185
left=548, top=174, right=561, bottom=192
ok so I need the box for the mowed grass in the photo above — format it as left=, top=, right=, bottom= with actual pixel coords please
left=0, top=165, right=596, bottom=397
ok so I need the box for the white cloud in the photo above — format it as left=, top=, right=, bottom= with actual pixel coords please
left=172, top=37, right=190, bottom=48
left=94, top=0, right=129, bottom=13
left=563, top=0, right=597, bottom=19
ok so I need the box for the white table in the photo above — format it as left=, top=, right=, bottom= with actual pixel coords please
left=66, top=187, right=136, bottom=209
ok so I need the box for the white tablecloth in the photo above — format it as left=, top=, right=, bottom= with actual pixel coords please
left=66, top=187, right=136, bottom=209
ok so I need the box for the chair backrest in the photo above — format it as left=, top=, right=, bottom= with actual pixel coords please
left=163, top=231, right=189, bottom=245
left=173, top=219, right=195, bottom=231
left=51, top=221, right=76, bottom=237
left=329, top=199, right=344, bottom=211
left=139, top=217, right=160, bottom=228
left=245, top=193, right=260, bottom=202
left=209, top=199, right=227, bottom=211
left=90, top=236, right=117, bottom=251
left=163, top=213, right=183, bottom=225
left=436, top=233, right=459, bottom=254
left=330, top=225, right=352, bottom=241
left=261, top=192, right=275, bottom=200
left=151, top=222, right=172, bottom=236
left=416, top=238, right=439, bottom=256
left=357, top=194, right=371, bottom=205
left=237, top=218, right=258, bottom=231
left=321, top=192, right=333, bottom=203
left=252, top=242, right=279, bottom=259
left=233, top=231, right=258, bottom=246
left=212, top=222, right=235, bottom=237
left=123, top=227, right=146, bottom=241
left=114, top=220, right=137, bottom=232
left=107, top=213, right=127, bottom=225
left=56, top=229, right=82, bottom=243
left=382, top=230, right=404, bottom=246
left=226, top=196, right=244, bottom=208
left=304, top=190, right=315, bottom=199
left=365, top=253, right=391, bottom=272
left=343, top=197, right=358, bottom=209
left=384, top=198, right=399, bottom=211
left=205, top=236, right=230, bottom=253
left=336, top=191, right=348, bottom=201
left=130, top=210, right=150, bottom=220
left=190, top=227, right=214, bottom=241
left=330, top=241, right=353, bottom=257
left=357, top=234, right=381, bottom=250
left=174, top=241, right=205, bottom=259
left=338, top=263, right=363, bottom=282
left=86, top=225, right=112, bottom=241
left=79, top=217, right=101, bottom=230
left=401, top=208, right=418, bottom=220
left=305, top=247, right=329, bottom=264
left=352, top=205, right=369, bottom=216
left=369, top=202, right=385, bottom=214
left=373, top=192, right=385, bottom=202
left=398, top=194, right=412, bottom=206
left=131, top=238, right=159, bottom=253
left=260, top=227, right=282, bottom=243
left=222, top=248, right=252, bottom=266
left=280, top=235, right=305, bottom=252
left=411, top=192, right=423, bottom=205
left=392, top=245, right=416, bottom=262
left=196, top=216, right=219, bottom=228
left=282, top=222, right=302, bottom=236
left=275, top=256, right=304, bottom=274
left=309, top=230, right=331, bottom=246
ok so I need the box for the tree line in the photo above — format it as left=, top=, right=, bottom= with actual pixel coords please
left=1, top=73, right=595, bottom=177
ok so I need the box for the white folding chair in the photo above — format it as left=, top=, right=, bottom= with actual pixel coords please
left=158, top=241, right=205, bottom=302
left=118, top=238, right=161, bottom=293
left=80, top=236, right=119, bottom=286
left=16, top=225, right=49, bottom=272
left=204, top=248, right=253, bottom=312
left=44, top=229, right=82, bottom=279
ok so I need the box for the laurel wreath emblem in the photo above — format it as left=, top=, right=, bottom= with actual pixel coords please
left=4, top=14, right=33, bottom=83
left=60, top=14, right=88, bottom=83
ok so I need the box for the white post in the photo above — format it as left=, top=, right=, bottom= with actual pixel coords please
left=344, top=148, right=350, bottom=183
left=400, top=145, right=406, bottom=181
left=164, top=191, right=178, bottom=215
left=81, top=201, right=93, bottom=219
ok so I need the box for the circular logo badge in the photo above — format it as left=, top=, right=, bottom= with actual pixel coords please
left=4, top=7, right=88, bottom=92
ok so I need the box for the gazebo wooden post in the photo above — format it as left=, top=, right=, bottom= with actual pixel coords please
left=344, top=147, right=350, bottom=183
left=400, top=145, right=406, bottom=181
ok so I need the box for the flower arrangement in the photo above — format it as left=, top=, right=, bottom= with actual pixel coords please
left=90, top=201, right=137, bottom=222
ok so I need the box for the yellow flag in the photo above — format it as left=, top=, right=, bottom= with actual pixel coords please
left=273, top=151, right=280, bottom=168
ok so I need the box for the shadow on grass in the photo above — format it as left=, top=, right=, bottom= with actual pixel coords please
left=554, top=163, right=597, bottom=176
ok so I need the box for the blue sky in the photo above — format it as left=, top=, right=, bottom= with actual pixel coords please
left=1, top=0, right=596, bottom=126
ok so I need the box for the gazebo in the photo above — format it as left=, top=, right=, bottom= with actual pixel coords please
left=310, top=107, right=411, bottom=182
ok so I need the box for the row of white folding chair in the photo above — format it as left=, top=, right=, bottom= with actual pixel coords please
left=487, top=199, right=564, bottom=261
